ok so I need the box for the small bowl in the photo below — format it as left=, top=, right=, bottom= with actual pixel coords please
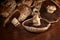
left=22, top=18, right=51, bottom=33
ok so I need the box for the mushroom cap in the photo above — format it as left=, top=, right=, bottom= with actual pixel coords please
left=40, top=2, right=59, bottom=23
left=22, top=18, right=51, bottom=32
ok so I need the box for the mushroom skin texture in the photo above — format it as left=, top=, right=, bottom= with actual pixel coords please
left=47, top=5, right=56, bottom=14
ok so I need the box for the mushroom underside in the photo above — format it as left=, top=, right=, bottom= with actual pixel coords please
left=22, top=18, right=51, bottom=32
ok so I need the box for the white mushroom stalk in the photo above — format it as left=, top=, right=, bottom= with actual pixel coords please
left=33, top=13, right=41, bottom=26
left=11, top=18, right=20, bottom=27
left=32, top=8, right=41, bottom=27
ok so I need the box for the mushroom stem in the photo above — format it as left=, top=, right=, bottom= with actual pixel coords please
left=33, top=14, right=41, bottom=26
left=11, top=18, right=20, bottom=27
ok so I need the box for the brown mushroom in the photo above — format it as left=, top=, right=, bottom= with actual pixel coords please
left=22, top=18, right=51, bottom=32
left=1, top=0, right=16, bottom=17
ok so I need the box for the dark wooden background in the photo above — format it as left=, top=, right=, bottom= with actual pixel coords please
left=0, top=0, right=60, bottom=40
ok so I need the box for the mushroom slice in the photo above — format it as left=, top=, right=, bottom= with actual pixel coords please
left=1, top=0, right=16, bottom=17
left=51, top=0, right=60, bottom=8
left=22, top=18, right=51, bottom=33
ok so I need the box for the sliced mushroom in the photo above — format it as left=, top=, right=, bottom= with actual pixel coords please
left=31, top=8, right=41, bottom=26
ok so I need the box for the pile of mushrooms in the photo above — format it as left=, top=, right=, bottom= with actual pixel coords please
left=0, top=0, right=60, bottom=33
